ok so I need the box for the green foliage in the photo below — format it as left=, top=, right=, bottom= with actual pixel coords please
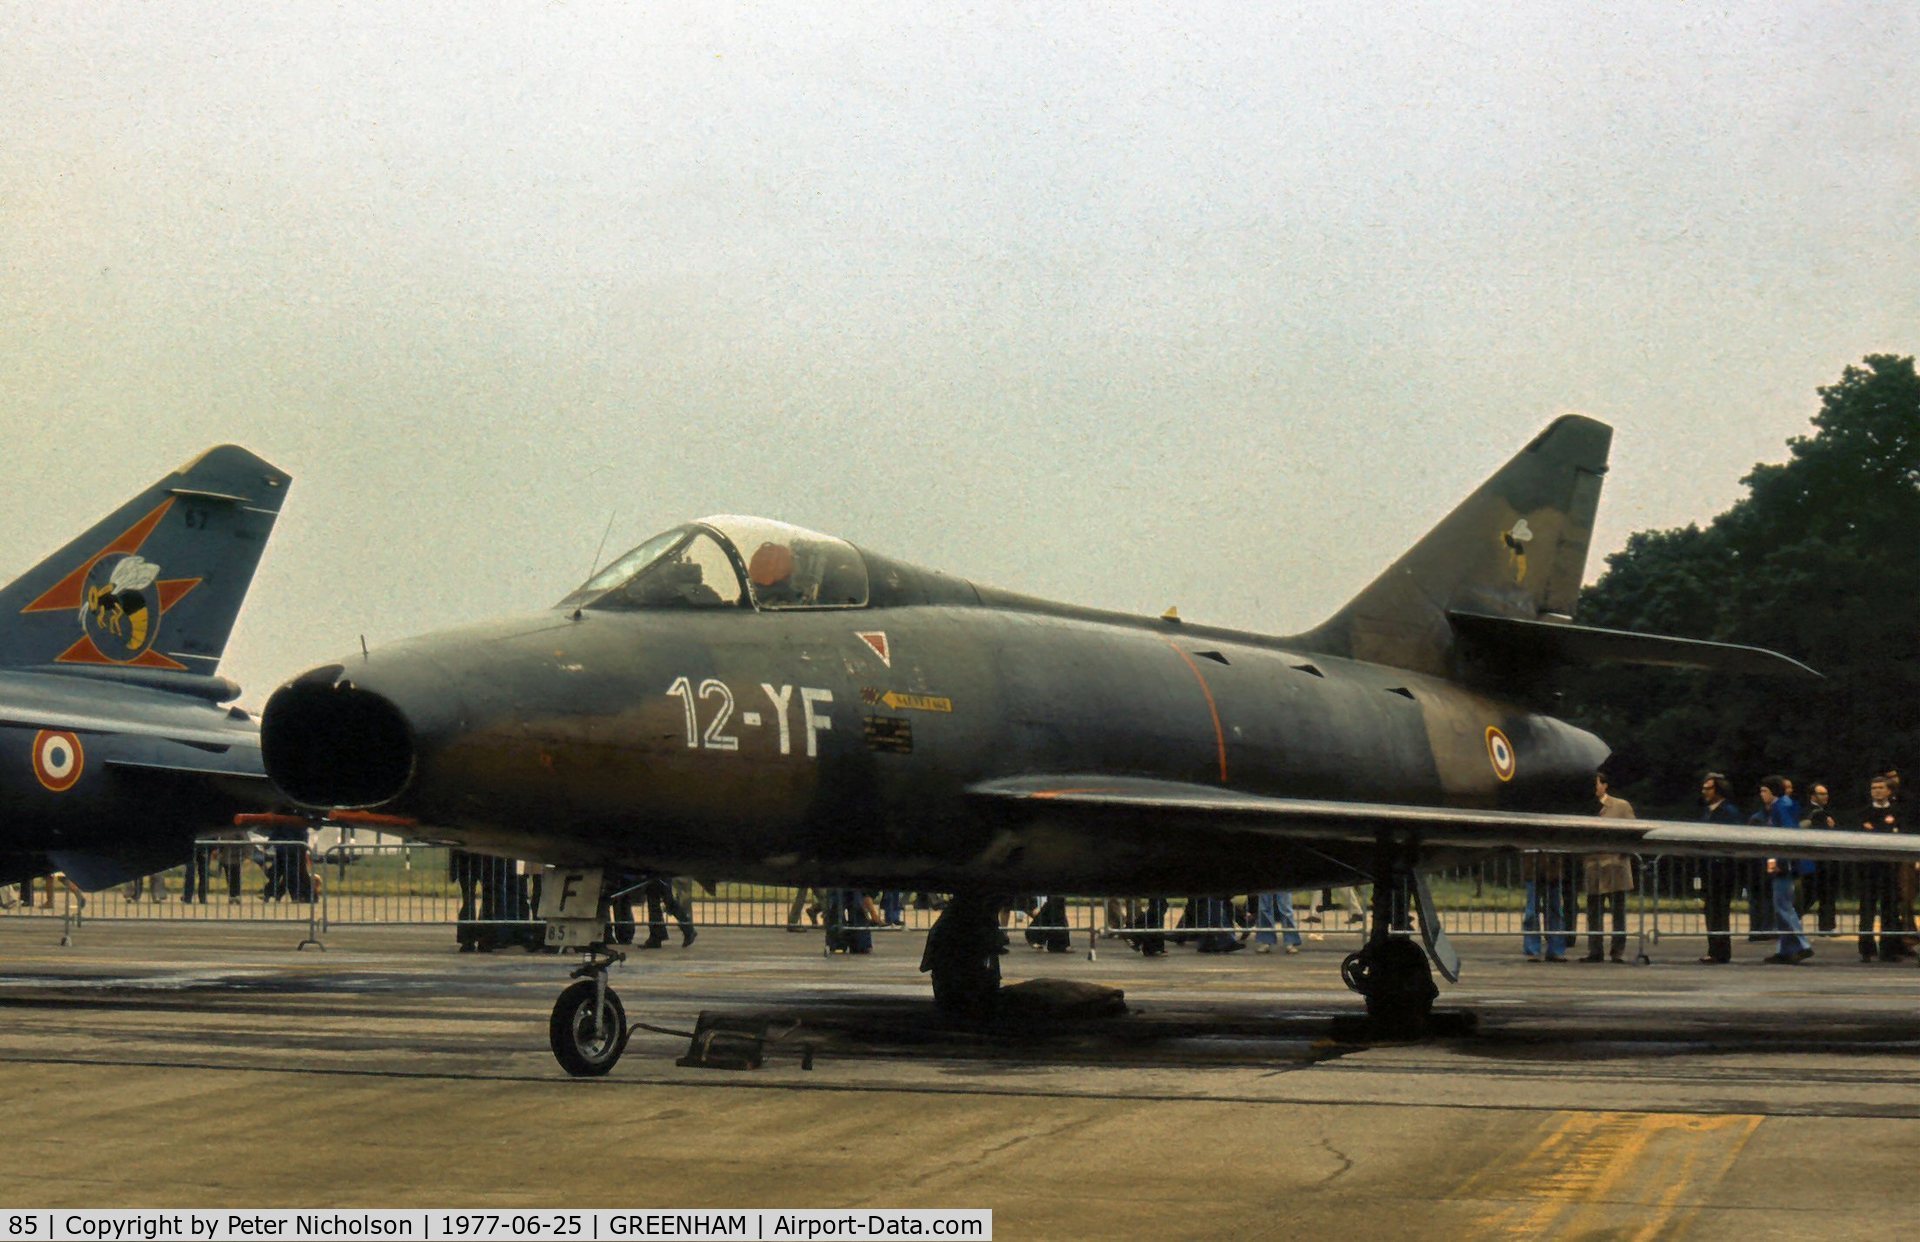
left=1563, top=355, right=1920, bottom=816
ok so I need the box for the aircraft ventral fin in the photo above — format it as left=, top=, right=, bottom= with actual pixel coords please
left=969, top=775, right=1920, bottom=863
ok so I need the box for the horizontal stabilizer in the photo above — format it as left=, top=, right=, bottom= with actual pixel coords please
left=0, top=708, right=249, bottom=750
left=0, top=672, right=259, bottom=751
left=1447, top=610, right=1821, bottom=680
left=971, top=775, right=1916, bottom=862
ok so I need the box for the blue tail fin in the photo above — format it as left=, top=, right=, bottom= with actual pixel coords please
left=0, top=446, right=292, bottom=675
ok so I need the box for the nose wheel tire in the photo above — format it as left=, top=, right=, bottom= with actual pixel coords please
left=550, top=978, right=630, bottom=1077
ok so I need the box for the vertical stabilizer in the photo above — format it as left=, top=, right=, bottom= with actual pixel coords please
left=0, top=446, right=292, bottom=675
left=1290, top=416, right=1610, bottom=679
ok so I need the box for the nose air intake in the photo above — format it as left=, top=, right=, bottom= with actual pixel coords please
left=261, top=673, right=416, bottom=809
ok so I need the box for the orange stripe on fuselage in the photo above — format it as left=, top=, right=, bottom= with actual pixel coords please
left=1162, top=639, right=1229, bottom=784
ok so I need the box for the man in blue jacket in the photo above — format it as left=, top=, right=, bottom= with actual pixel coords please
left=1760, top=775, right=1814, bottom=963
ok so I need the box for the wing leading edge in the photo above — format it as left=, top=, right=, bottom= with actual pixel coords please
left=970, top=775, right=1920, bottom=863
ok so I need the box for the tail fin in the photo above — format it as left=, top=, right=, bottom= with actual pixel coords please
left=0, top=446, right=292, bottom=677
left=1290, top=415, right=1611, bottom=679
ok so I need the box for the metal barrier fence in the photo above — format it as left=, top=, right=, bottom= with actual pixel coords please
left=5, top=845, right=1916, bottom=961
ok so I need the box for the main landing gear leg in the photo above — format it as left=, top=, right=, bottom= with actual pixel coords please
left=550, top=942, right=631, bottom=1077
left=1340, top=857, right=1438, bottom=1039
left=920, top=891, right=1003, bottom=1021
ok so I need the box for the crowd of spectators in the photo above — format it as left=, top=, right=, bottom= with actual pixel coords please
left=9, top=766, right=1908, bottom=970
left=1524, top=766, right=1910, bottom=966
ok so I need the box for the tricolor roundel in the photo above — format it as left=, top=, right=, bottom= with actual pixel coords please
left=1485, top=726, right=1516, bottom=783
left=33, top=730, right=84, bottom=792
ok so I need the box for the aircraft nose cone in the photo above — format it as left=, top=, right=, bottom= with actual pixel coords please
left=261, top=665, right=421, bottom=809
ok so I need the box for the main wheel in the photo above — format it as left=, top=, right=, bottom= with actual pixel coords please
left=549, top=979, right=629, bottom=1077
left=1359, top=939, right=1437, bottom=1038
left=929, top=949, right=1001, bottom=1019
left=922, top=893, right=1005, bottom=1020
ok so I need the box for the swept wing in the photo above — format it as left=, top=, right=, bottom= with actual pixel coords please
left=970, top=775, right=1920, bottom=862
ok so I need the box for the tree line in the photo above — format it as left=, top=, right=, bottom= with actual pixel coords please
left=1562, top=353, right=1920, bottom=816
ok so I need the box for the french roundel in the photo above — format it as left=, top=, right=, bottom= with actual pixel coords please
left=33, top=730, right=84, bottom=792
left=1485, top=726, right=1516, bottom=783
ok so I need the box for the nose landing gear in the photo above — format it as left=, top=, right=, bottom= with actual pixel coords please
left=549, top=945, right=631, bottom=1077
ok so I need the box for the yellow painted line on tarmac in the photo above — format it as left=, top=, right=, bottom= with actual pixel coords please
left=1455, top=1109, right=1763, bottom=1238
left=1627, top=1115, right=1763, bottom=1241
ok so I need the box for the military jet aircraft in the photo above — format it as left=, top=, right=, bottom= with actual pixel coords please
left=0, top=447, right=292, bottom=892
left=259, top=416, right=1920, bottom=1075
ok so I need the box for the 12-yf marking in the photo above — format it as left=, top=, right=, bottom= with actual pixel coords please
left=666, top=678, right=834, bottom=757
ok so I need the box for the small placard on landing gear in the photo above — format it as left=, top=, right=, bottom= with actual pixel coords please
left=546, top=919, right=604, bottom=949
left=538, top=867, right=604, bottom=948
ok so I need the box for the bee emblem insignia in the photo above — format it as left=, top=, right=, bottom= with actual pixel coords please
left=1501, top=518, right=1534, bottom=584
left=19, top=497, right=205, bottom=671
left=81, top=555, right=162, bottom=657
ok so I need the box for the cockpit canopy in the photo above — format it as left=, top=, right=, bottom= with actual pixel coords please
left=561, top=516, right=870, bottom=612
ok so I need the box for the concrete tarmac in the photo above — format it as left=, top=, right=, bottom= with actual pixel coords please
left=4, top=917, right=1920, bottom=1238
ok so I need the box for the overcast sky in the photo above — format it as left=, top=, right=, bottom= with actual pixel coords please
left=4, top=2, right=1915, bottom=703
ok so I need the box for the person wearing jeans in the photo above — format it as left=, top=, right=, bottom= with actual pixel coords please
left=1253, top=890, right=1304, bottom=954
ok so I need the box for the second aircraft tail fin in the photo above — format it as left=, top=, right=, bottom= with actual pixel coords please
left=0, top=446, right=292, bottom=678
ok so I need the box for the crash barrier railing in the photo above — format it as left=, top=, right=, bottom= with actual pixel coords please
left=1628, top=854, right=1920, bottom=957
left=0, top=837, right=330, bottom=948
left=6, top=845, right=1915, bottom=960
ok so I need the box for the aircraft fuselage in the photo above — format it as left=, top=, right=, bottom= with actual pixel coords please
left=264, top=599, right=1607, bottom=895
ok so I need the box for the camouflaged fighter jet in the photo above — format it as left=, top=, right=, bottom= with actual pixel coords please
left=0, top=447, right=291, bottom=893
left=259, top=416, right=1920, bottom=1076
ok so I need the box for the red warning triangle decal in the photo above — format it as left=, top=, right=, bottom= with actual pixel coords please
left=855, top=631, right=891, bottom=668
